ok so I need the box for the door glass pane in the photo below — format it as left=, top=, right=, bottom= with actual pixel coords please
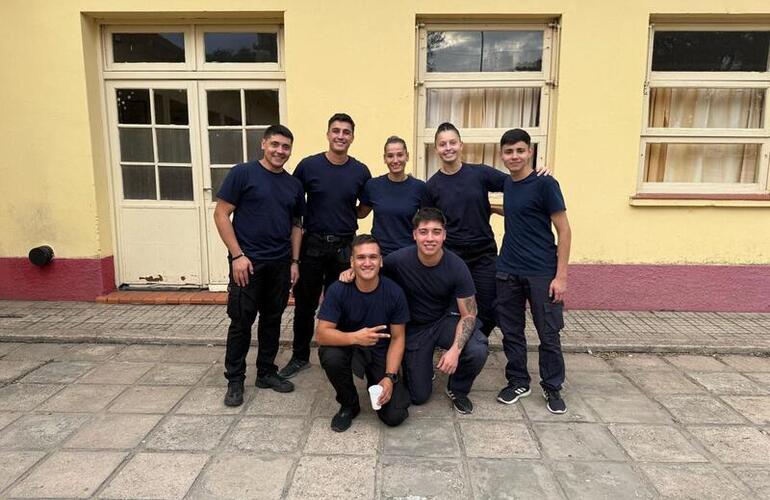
left=116, top=89, right=151, bottom=124
left=648, top=88, right=765, bottom=128
left=158, top=166, right=194, bottom=200
left=154, top=89, right=188, bottom=125
left=245, top=90, right=280, bottom=125
left=209, top=130, right=243, bottom=165
left=652, top=31, right=770, bottom=72
left=211, top=167, right=231, bottom=199
left=121, top=164, right=156, bottom=199
left=119, top=128, right=154, bottom=162
left=644, top=143, right=759, bottom=183
left=204, top=32, right=278, bottom=63
left=246, top=128, right=267, bottom=161
left=427, top=87, right=541, bottom=128
left=207, top=90, right=241, bottom=125
left=427, top=31, right=543, bottom=72
left=112, top=33, right=185, bottom=63
left=156, top=129, right=191, bottom=163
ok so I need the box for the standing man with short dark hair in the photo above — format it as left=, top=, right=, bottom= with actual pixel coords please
left=215, top=125, right=305, bottom=407
left=316, top=235, right=410, bottom=432
left=279, top=113, right=372, bottom=379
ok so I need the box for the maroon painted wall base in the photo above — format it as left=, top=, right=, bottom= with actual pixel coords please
left=0, top=256, right=115, bottom=301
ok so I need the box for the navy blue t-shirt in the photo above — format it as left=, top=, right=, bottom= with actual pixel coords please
left=426, top=163, right=507, bottom=248
left=217, top=161, right=306, bottom=261
left=383, top=246, right=475, bottom=332
left=293, top=153, right=371, bottom=235
left=497, top=171, right=566, bottom=277
left=318, top=276, right=410, bottom=354
left=360, top=175, right=429, bottom=256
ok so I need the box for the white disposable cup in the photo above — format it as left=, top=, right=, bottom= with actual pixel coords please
left=368, top=384, right=383, bottom=410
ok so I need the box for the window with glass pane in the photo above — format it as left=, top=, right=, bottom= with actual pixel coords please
left=427, top=30, right=543, bottom=72
left=652, top=31, right=770, bottom=72
left=649, top=88, right=764, bottom=128
left=427, top=88, right=540, bottom=128
left=112, top=33, right=185, bottom=63
left=204, top=32, right=278, bottom=63
left=644, top=143, right=759, bottom=183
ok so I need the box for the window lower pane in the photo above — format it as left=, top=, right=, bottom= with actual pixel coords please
left=209, top=130, right=243, bottom=165
left=156, top=129, right=191, bottom=163
left=154, top=89, right=188, bottom=125
left=649, top=88, right=765, bottom=129
left=119, top=128, right=154, bottom=162
left=211, top=168, right=231, bottom=199
left=427, top=87, right=541, bottom=128
left=246, top=128, right=267, bottom=162
left=207, top=90, right=242, bottom=126
left=158, top=166, right=194, bottom=200
left=121, top=164, right=156, bottom=199
left=245, top=90, right=279, bottom=125
left=644, top=143, right=760, bottom=183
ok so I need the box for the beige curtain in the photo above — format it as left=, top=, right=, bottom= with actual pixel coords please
left=647, top=88, right=763, bottom=183
left=426, top=87, right=539, bottom=175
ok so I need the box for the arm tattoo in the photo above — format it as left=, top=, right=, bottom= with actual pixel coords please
left=456, top=316, right=475, bottom=350
left=462, top=297, right=477, bottom=317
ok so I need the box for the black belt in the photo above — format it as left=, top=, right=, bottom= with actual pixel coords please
left=308, top=233, right=353, bottom=244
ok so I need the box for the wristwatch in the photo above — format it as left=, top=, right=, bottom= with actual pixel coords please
left=384, top=372, right=398, bottom=383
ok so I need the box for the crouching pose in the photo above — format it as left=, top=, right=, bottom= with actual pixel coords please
left=316, top=235, right=410, bottom=432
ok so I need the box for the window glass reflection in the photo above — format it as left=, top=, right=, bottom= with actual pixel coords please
left=113, top=33, right=185, bottom=63
left=204, top=33, right=278, bottom=63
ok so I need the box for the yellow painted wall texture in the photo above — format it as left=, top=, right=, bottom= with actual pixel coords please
left=1, top=0, right=769, bottom=265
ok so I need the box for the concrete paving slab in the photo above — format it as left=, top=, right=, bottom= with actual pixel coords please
left=564, top=353, right=613, bottom=371
left=0, top=342, right=21, bottom=357
left=730, top=465, right=770, bottom=498
left=568, top=372, right=642, bottom=396
left=583, top=394, right=673, bottom=423
left=640, top=463, right=750, bottom=499
left=405, top=391, right=453, bottom=418
left=38, top=384, right=125, bottom=413
left=457, top=390, right=526, bottom=420
left=0, top=412, right=20, bottom=431
left=551, top=461, right=656, bottom=500
left=521, top=390, right=599, bottom=422
left=688, top=425, right=770, bottom=464
left=611, top=353, right=677, bottom=371
left=7, top=450, right=126, bottom=498
left=688, top=371, right=768, bottom=395
left=468, top=363, right=508, bottom=391
left=629, top=370, right=706, bottom=394
left=145, top=415, right=234, bottom=451
left=76, top=361, right=155, bottom=384
left=107, top=385, right=189, bottom=413
left=187, top=454, right=293, bottom=500
left=0, top=451, right=45, bottom=492
left=304, top=416, right=380, bottom=455
left=175, top=387, right=244, bottom=415
left=138, top=363, right=210, bottom=385
left=162, top=345, right=222, bottom=363
left=3, top=343, right=73, bottom=361
left=469, top=458, right=563, bottom=499
left=721, top=395, right=770, bottom=425
left=747, top=372, right=770, bottom=390
left=608, top=424, right=707, bottom=462
left=0, top=413, right=89, bottom=449
left=64, top=413, right=162, bottom=449
left=19, top=361, right=95, bottom=383
left=0, top=383, right=63, bottom=411
left=100, top=452, right=208, bottom=500
left=460, top=420, right=540, bottom=459
left=60, top=343, right=124, bottom=361
left=381, top=457, right=469, bottom=499
left=656, top=394, right=747, bottom=424
left=534, top=422, right=625, bottom=461
left=665, top=354, right=732, bottom=372
left=245, top=385, right=315, bottom=416
left=719, top=354, right=770, bottom=372
left=383, top=418, right=460, bottom=458
left=0, top=360, right=43, bottom=384
left=113, top=344, right=168, bottom=362
left=225, top=416, right=305, bottom=453
left=287, top=455, right=376, bottom=499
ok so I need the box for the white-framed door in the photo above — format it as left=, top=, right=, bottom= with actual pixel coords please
left=106, top=80, right=205, bottom=286
left=197, top=80, right=287, bottom=288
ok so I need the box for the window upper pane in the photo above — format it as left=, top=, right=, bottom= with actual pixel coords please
left=154, top=89, right=189, bottom=125
left=116, top=89, right=151, bottom=124
left=652, top=31, right=770, bottom=72
left=204, top=32, right=278, bottom=63
left=427, top=30, right=543, bottom=72
left=245, top=90, right=279, bottom=125
left=112, top=33, right=185, bottom=63
left=649, top=88, right=764, bottom=128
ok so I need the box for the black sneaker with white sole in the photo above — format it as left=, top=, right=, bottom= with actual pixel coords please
left=543, top=388, right=567, bottom=414
left=497, top=384, right=531, bottom=405
left=277, top=358, right=310, bottom=379
left=445, top=387, right=473, bottom=414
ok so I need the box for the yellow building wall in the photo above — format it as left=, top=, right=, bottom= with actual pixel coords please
left=1, top=0, right=769, bottom=265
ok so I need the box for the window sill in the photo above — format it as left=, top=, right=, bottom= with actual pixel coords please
left=630, top=193, right=770, bottom=207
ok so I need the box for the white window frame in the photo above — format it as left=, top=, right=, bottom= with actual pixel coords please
left=415, top=22, right=559, bottom=180
left=639, top=23, right=770, bottom=195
